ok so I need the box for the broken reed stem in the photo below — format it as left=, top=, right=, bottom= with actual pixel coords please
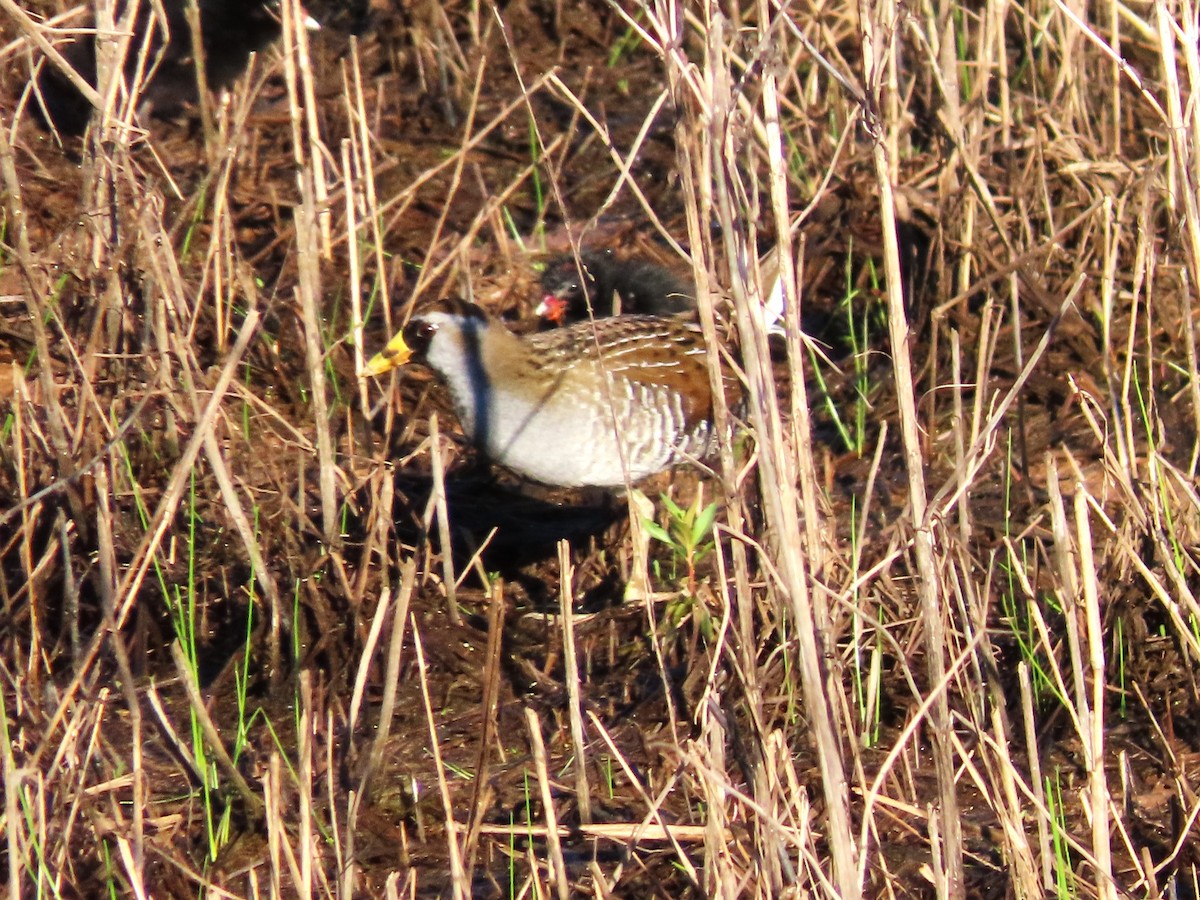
left=182, top=1, right=215, bottom=156
left=557, top=540, right=593, bottom=826
left=341, top=137, right=370, bottom=416
left=1018, top=661, right=1053, bottom=891
left=169, top=641, right=266, bottom=817
left=265, top=753, right=302, bottom=894
left=585, top=709, right=701, bottom=884
left=202, top=429, right=284, bottom=632
left=463, top=577, right=506, bottom=881
left=427, top=412, right=460, bottom=624
left=413, top=620, right=467, bottom=897
left=364, top=558, right=417, bottom=790
left=4, top=768, right=33, bottom=897
left=282, top=0, right=338, bottom=542
left=696, top=4, right=860, bottom=896
left=524, top=707, right=571, bottom=900
left=858, top=0, right=962, bottom=891
left=1074, top=481, right=1116, bottom=896
left=298, top=671, right=315, bottom=896
left=349, top=584, right=393, bottom=734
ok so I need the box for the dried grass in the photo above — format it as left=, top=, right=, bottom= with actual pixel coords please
left=2, top=0, right=1200, bottom=896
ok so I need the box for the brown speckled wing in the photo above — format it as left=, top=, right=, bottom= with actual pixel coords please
left=528, top=317, right=715, bottom=428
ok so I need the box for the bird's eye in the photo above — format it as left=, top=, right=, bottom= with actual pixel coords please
left=403, top=318, right=440, bottom=354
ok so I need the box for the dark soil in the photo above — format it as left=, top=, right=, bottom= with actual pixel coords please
left=3, top=0, right=1200, bottom=897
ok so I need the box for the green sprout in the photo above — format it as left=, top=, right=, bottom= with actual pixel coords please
left=644, top=489, right=718, bottom=601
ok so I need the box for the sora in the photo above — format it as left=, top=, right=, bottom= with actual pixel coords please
left=364, top=299, right=724, bottom=488
left=537, top=250, right=695, bottom=326
left=33, top=0, right=314, bottom=136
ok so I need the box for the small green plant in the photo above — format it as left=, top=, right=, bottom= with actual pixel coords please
left=607, top=12, right=645, bottom=68
left=807, top=244, right=881, bottom=456
left=644, top=489, right=718, bottom=599
left=998, top=429, right=1066, bottom=710
left=644, top=489, right=719, bottom=641
left=179, top=180, right=210, bottom=262
left=601, top=755, right=616, bottom=799
left=1046, top=770, right=1075, bottom=898
left=527, top=113, right=545, bottom=228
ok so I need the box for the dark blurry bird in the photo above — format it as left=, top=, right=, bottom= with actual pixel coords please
left=32, top=0, right=315, bottom=136
left=536, top=250, right=696, bottom=326
left=363, top=299, right=726, bottom=488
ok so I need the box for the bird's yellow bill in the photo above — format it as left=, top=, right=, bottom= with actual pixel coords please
left=363, top=331, right=412, bottom=377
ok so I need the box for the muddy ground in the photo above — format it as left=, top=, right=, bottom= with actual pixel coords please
left=2, top=0, right=1200, bottom=896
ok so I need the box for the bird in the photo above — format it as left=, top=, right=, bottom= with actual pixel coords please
left=32, top=0, right=317, bottom=136
left=536, top=250, right=695, bottom=326
left=363, top=299, right=727, bottom=488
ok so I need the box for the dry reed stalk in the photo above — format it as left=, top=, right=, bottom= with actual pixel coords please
left=0, top=59, right=82, bottom=549
left=697, top=694, right=737, bottom=896
left=585, top=709, right=702, bottom=884
left=363, top=558, right=417, bottom=788
left=169, top=640, right=266, bottom=816
left=950, top=332, right=971, bottom=545
left=341, top=136, right=369, bottom=412
left=623, top=489, right=654, bottom=602
left=201, top=430, right=284, bottom=609
left=462, top=576, right=505, bottom=880
left=1047, top=460, right=1117, bottom=896
left=0, top=0, right=101, bottom=109
left=4, top=759, right=32, bottom=895
left=426, top=412, right=460, bottom=623
left=342, top=40, right=391, bottom=373
left=471, top=820, right=725, bottom=842
left=351, top=464, right=396, bottom=601
left=281, top=0, right=338, bottom=542
left=181, top=0, right=215, bottom=154
left=9, top=0, right=1200, bottom=890
left=1018, top=661, right=1053, bottom=890
left=1073, top=486, right=1115, bottom=896
left=265, top=752, right=302, bottom=894
left=412, top=619, right=468, bottom=897
left=144, top=681, right=202, bottom=787
left=349, top=582, right=393, bottom=734
left=298, top=670, right=315, bottom=895
left=524, top=706, right=571, bottom=900
left=556, top=541, right=593, bottom=825
left=858, top=0, right=964, bottom=892
left=10, top=368, right=38, bottom=680
left=93, top=462, right=148, bottom=880
left=324, top=705, right=347, bottom=895
left=685, top=522, right=742, bottom=893
left=642, top=0, right=860, bottom=892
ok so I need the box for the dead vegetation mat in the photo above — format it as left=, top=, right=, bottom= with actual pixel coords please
left=2, top=0, right=1200, bottom=897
